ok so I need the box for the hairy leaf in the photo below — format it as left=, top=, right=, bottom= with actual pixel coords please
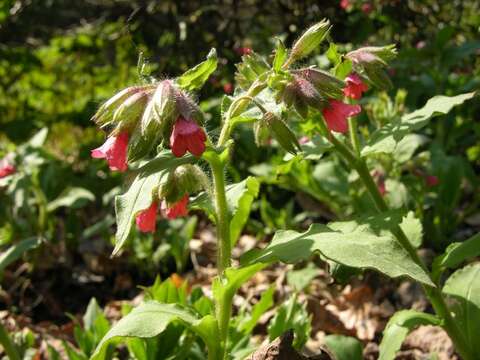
left=243, top=213, right=433, bottom=285
left=91, top=302, right=219, bottom=360
left=177, top=48, right=217, bottom=91
left=362, top=92, right=476, bottom=156
left=443, top=263, right=480, bottom=354
left=379, top=310, right=440, bottom=360
left=433, top=232, right=480, bottom=275
left=113, top=152, right=193, bottom=255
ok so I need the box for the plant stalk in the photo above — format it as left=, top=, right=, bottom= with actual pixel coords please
left=207, top=152, right=232, bottom=359
left=328, top=135, right=473, bottom=360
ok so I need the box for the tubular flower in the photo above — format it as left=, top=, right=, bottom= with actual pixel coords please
left=322, top=100, right=361, bottom=133
left=426, top=175, right=439, bottom=187
left=136, top=201, right=158, bottom=233
left=343, top=73, right=368, bottom=99
left=161, top=194, right=189, bottom=220
left=170, top=117, right=207, bottom=157
left=372, top=170, right=387, bottom=196
left=91, top=132, right=129, bottom=172
left=0, top=160, right=15, bottom=178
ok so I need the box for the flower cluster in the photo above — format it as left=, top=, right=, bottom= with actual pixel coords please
left=91, top=80, right=207, bottom=172
left=91, top=80, right=210, bottom=234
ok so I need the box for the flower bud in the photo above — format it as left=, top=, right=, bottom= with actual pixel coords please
left=346, top=45, right=397, bottom=89
left=293, top=68, right=345, bottom=99
left=253, top=120, right=270, bottom=147
left=289, top=19, right=331, bottom=63
left=151, top=80, right=178, bottom=131
left=159, top=164, right=207, bottom=203
left=279, top=75, right=326, bottom=118
left=264, top=112, right=300, bottom=154
left=112, top=90, right=151, bottom=132
left=92, top=86, right=147, bottom=127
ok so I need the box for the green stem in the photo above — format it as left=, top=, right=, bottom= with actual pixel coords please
left=348, top=117, right=361, bottom=157
left=206, top=152, right=232, bottom=359
left=0, top=323, right=21, bottom=360
left=328, top=135, right=474, bottom=360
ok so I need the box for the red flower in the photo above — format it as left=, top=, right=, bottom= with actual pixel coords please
left=361, top=3, right=373, bottom=14
left=136, top=201, right=158, bottom=233
left=234, top=47, right=252, bottom=56
left=223, top=83, right=233, bottom=94
left=161, top=195, right=189, bottom=219
left=372, top=170, right=387, bottom=196
left=343, top=73, right=368, bottom=99
left=0, top=160, right=15, bottom=178
left=322, top=100, right=361, bottom=133
left=340, top=0, right=350, bottom=9
left=170, top=117, right=207, bottom=157
left=91, top=132, right=129, bottom=172
left=426, top=175, right=439, bottom=187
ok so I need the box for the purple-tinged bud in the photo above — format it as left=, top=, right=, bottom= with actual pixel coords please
left=346, top=45, right=397, bottom=89
left=280, top=75, right=326, bottom=118
left=293, top=68, right=345, bottom=99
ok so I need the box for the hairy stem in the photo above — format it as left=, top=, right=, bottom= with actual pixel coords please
left=328, top=134, right=473, bottom=360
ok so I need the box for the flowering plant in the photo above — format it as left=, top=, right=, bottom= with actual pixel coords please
left=88, top=20, right=477, bottom=360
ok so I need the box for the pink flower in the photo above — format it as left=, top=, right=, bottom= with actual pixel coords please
left=170, top=117, right=207, bottom=157
left=299, top=136, right=310, bottom=145
left=161, top=195, right=189, bottom=220
left=343, top=73, right=368, bottom=100
left=340, top=0, right=350, bottom=9
left=136, top=201, right=158, bottom=233
left=235, top=47, right=252, bottom=56
left=372, top=170, right=387, bottom=196
left=426, top=175, right=439, bottom=187
left=322, top=100, right=361, bottom=133
left=0, top=160, right=15, bottom=178
left=223, top=83, right=233, bottom=94
left=361, top=3, right=373, bottom=14
left=91, top=132, right=129, bottom=172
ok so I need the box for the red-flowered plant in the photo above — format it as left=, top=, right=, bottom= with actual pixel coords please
left=88, top=20, right=477, bottom=360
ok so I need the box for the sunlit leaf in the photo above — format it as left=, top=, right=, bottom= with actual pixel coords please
left=378, top=310, right=440, bottom=360
left=177, top=48, right=217, bottom=91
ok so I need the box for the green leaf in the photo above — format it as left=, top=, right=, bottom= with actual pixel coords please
left=433, top=232, right=480, bottom=277
left=91, top=302, right=219, bottom=360
left=238, top=285, right=275, bottom=335
left=326, top=42, right=341, bottom=66
left=228, top=177, right=260, bottom=246
left=243, top=213, right=433, bottom=286
left=177, top=48, right=217, bottom=91
left=325, top=335, right=363, bottom=360
left=393, top=134, right=429, bottom=163
left=0, top=237, right=41, bottom=273
left=334, top=59, right=352, bottom=79
left=213, top=263, right=267, bottom=306
left=272, top=38, right=287, bottom=72
left=378, top=310, right=440, bottom=360
left=47, top=187, right=95, bottom=212
left=442, top=263, right=480, bottom=354
left=286, top=264, right=318, bottom=292
left=113, top=151, right=194, bottom=255
left=267, top=295, right=311, bottom=349
left=28, top=128, right=48, bottom=148
left=83, top=298, right=103, bottom=332
left=400, top=212, right=423, bottom=248
left=362, top=92, right=476, bottom=156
